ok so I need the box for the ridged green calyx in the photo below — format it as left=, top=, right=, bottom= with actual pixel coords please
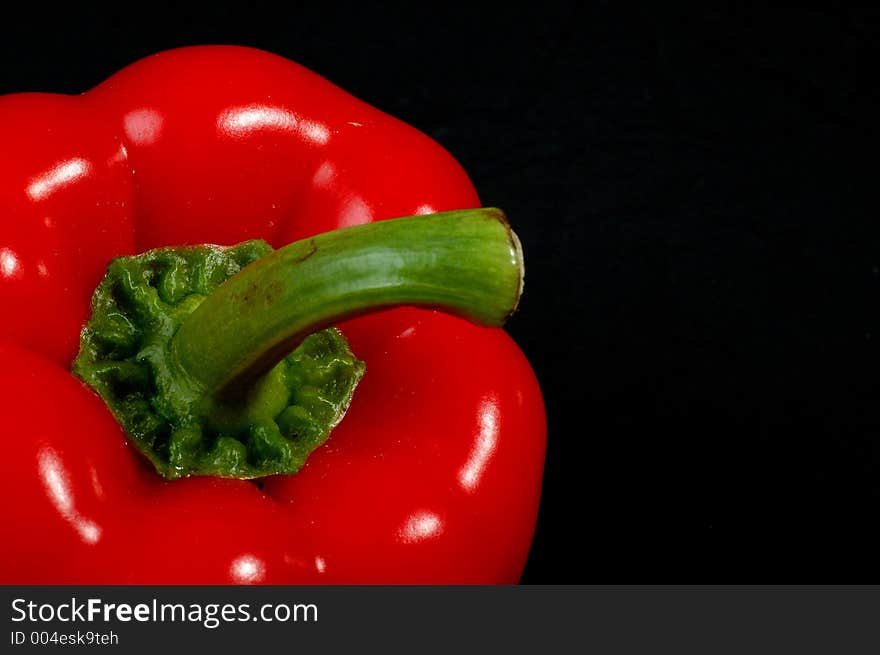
left=73, top=208, right=523, bottom=480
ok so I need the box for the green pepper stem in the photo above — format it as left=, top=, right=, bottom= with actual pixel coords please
left=170, top=208, right=523, bottom=396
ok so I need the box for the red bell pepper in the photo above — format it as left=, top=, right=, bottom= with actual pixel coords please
left=0, top=46, right=546, bottom=583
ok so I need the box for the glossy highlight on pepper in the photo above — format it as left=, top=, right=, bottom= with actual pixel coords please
left=0, top=46, right=546, bottom=584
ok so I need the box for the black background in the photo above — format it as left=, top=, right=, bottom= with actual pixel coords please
left=2, top=5, right=878, bottom=582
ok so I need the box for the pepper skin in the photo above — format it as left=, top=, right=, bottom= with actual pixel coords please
left=0, top=46, right=546, bottom=583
